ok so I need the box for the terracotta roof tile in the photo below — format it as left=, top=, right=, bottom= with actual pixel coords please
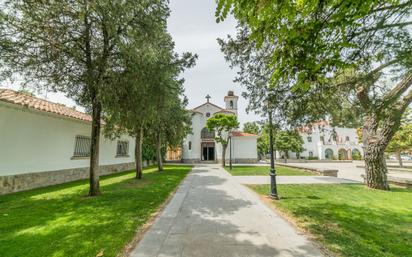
left=0, top=88, right=92, bottom=122
left=232, top=131, right=257, bottom=137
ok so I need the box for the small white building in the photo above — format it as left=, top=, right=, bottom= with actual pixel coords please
left=0, top=89, right=136, bottom=194
left=292, top=121, right=363, bottom=160
left=178, top=91, right=258, bottom=164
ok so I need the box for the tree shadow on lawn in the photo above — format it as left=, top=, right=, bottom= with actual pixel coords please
left=0, top=166, right=191, bottom=257
left=273, top=186, right=412, bottom=257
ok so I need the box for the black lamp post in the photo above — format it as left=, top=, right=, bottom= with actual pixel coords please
left=229, top=133, right=233, bottom=170
left=265, top=99, right=279, bottom=199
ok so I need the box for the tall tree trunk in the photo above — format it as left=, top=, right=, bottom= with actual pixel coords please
left=135, top=127, right=143, bottom=179
left=362, top=115, right=390, bottom=190
left=89, top=98, right=101, bottom=196
left=222, top=144, right=227, bottom=167
left=397, top=151, right=403, bottom=167
left=156, top=133, right=163, bottom=171
left=364, top=144, right=389, bottom=190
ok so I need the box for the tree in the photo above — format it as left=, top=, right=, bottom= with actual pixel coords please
left=206, top=114, right=239, bottom=167
left=3, top=0, right=169, bottom=195
left=216, top=0, right=412, bottom=190
left=104, top=18, right=195, bottom=177
left=243, top=122, right=260, bottom=135
left=386, top=123, right=412, bottom=167
left=156, top=96, right=193, bottom=171
left=148, top=51, right=196, bottom=172
left=218, top=27, right=329, bottom=128
left=274, top=131, right=304, bottom=162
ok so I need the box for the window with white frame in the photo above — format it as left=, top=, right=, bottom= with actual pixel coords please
left=307, top=136, right=312, bottom=142
left=188, top=141, right=192, bottom=150
left=116, top=141, right=129, bottom=157
left=309, top=151, right=313, bottom=158
left=73, top=135, right=91, bottom=157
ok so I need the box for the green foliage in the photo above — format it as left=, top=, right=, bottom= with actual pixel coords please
left=3, top=0, right=174, bottom=193
left=274, top=130, right=305, bottom=158
left=206, top=114, right=239, bottom=147
left=217, top=0, right=412, bottom=88
left=0, top=166, right=192, bottom=257
left=216, top=0, right=412, bottom=189
left=142, top=141, right=156, bottom=162
left=243, top=122, right=260, bottom=135
left=386, top=123, right=412, bottom=154
left=352, top=150, right=362, bottom=160
left=218, top=27, right=329, bottom=127
left=251, top=184, right=412, bottom=257
left=141, top=139, right=167, bottom=162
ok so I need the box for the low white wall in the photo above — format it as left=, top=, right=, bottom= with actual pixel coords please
left=0, top=103, right=135, bottom=176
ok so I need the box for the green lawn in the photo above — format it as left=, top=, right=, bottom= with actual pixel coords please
left=251, top=184, right=412, bottom=257
left=0, top=165, right=192, bottom=257
left=225, top=165, right=312, bottom=176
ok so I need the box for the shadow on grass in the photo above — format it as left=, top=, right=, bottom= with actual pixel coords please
left=252, top=184, right=412, bottom=257
left=0, top=165, right=192, bottom=257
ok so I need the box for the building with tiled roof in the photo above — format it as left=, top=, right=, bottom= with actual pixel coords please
left=295, top=120, right=363, bottom=160
left=167, top=91, right=257, bottom=163
left=0, top=88, right=136, bottom=194
left=0, top=88, right=92, bottom=122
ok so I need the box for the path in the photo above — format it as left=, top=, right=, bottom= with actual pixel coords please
left=277, top=161, right=412, bottom=182
left=234, top=175, right=358, bottom=185
left=130, top=164, right=323, bottom=257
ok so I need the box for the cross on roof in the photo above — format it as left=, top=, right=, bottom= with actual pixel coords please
left=205, top=94, right=211, bottom=103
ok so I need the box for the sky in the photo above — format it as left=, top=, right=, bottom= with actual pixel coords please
left=2, top=0, right=261, bottom=127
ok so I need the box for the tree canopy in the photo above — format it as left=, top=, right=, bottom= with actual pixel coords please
left=2, top=0, right=193, bottom=194
left=216, top=0, right=412, bottom=190
left=275, top=131, right=305, bottom=160
left=243, top=122, right=260, bottom=135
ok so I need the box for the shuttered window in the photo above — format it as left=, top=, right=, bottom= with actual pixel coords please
left=116, top=141, right=129, bottom=157
left=73, top=136, right=91, bottom=157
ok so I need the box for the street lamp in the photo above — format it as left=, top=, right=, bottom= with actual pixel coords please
left=229, top=133, right=233, bottom=170
left=264, top=98, right=279, bottom=200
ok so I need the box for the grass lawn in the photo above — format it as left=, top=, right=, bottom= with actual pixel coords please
left=251, top=184, right=412, bottom=257
left=0, top=165, right=192, bottom=257
left=225, top=165, right=312, bottom=176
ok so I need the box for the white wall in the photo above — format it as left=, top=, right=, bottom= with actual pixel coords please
left=298, top=125, right=363, bottom=159
left=183, top=103, right=223, bottom=161
left=0, top=103, right=135, bottom=176
left=230, top=137, right=257, bottom=159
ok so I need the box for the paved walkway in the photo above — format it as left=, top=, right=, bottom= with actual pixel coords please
left=277, top=161, right=412, bottom=182
left=234, top=175, right=358, bottom=185
left=130, top=165, right=323, bottom=257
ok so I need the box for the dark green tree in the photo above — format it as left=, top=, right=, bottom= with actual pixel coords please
left=275, top=131, right=305, bottom=162
left=148, top=52, right=196, bottom=172
left=3, top=0, right=169, bottom=195
left=243, top=122, right=260, bottom=135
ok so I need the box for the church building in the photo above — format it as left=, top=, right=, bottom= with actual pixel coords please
left=180, top=91, right=258, bottom=164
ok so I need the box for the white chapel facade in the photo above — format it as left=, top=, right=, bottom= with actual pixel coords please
left=181, top=91, right=258, bottom=164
